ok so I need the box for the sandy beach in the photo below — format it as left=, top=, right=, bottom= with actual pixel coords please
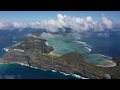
left=96, top=63, right=116, bottom=67
left=96, top=58, right=116, bottom=67
left=49, top=52, right=60, bottom=56
left=90, top=54, right=116, bottom=67
left=45, top=41, right=60, bottom=57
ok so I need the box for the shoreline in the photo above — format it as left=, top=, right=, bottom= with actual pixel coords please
left=0, top=62, right=86, bottom=79
left=91, top=54, right=113, bottom=59
left=96, top=59, right=117, bottom=67
left=3, top=48, right=9, bottom=52
left=0, top=38, right=87, bottom=79
left=1, top=36, right=119, bottom=79
left=96, top=63, right=116, bottom=67
left=3, top=41, right=19, bottom=52
left=11, top=42, right=20, bottom=47
left=46, top=41, right=60, bottom=56
left=49, top=51, right=60, bottom=57
left=91, top=54, right=116, bottom=67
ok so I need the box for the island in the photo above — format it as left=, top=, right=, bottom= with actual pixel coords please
left=0, top=36, right=120, bottom=79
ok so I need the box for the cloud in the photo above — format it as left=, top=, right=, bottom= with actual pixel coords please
left=0, top=14, right=119, bottom=34
left=26, top=33, right=33, bottom=37
left=40, top=32, right=59, bottom=40
left=57, top=14, right=64, bottom=19
left=100, top=14, right=113, bottom=29
left=0, top=22, right=14, bottom=30
left=12, top=22, right=28, bottom=29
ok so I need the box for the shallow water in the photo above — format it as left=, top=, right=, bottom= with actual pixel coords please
left=0, top=30, right=80, bottom=79
left=47, top=32, right=120, bottom=65
left=0, top=30, right=120, bottom=79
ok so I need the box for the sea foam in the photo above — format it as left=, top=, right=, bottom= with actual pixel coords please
left=71, top=74, right=89, bottom=79
left=3, top=48, right=9, bottom=52
left=73, top=41, right=86, bottom=45
left=73, top=41, right=92, bottom=53
left=59, top=71, right=88, bottom=79
left=0, top=62, right=88, bottom=79
left=73, top=41, right=91, bottom=47
left=51, top=70, right=57, bottom=72
left=85, top=47, right=91, bottom=52
left=59, top=71, right=71, bottom=76
left=98, top=54, right=113, bottom=59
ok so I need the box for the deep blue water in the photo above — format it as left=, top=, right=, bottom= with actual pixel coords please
left=81, top=31, right=120, bottom=57
left=0, top=29, right=120, bottom=79
left=0, top=29, right=78, bottom=79
left=0, top=64, right=76, bottom=79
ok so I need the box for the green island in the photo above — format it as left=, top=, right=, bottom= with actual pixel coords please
left=0, top=36, right=120, bottom=79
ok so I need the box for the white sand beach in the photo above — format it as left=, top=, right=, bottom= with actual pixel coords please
left=45, top=41, right=60, bottom=56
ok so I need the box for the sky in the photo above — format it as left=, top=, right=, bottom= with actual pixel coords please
left=0, top=11, right=120, bottom=35
left=0, top=11, right=120, bottom=22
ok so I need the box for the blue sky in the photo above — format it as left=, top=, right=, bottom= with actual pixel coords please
left=0, top=11, right=120, bottom=22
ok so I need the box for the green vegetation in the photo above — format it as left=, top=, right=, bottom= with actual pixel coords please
left=0, top=37, right=120, bottom=79
left=11, top=37, right=54, bottom=54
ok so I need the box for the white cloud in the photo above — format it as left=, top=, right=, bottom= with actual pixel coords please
left=86, top=16, right=93, bottom=22
left=26, top=33, right=33, bottom=37
left=100, top=14, right=113, bottom=29
left=41, top=32, right=53, bottom=39
left=0, top=14, right=118, bottom=33
left=0, top=22, right=14, bottom=30
left=40, top=32, right=56, bottom=40
left=57, top=14, right=64, bottom=19
left=12, top=22, right=27, bottom=29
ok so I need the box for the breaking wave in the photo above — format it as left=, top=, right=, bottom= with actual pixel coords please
left=73, top=41, right=92, bottom=53
left=97, top=54, right=113, bottom=59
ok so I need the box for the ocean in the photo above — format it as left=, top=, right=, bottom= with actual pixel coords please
left=0, top=29, right=120, bottom=79
left=48, top=31, right=120, bottom=65
left=0, top=29, right=80, bottom=79
left=0, top=63, right=77, bottom=79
